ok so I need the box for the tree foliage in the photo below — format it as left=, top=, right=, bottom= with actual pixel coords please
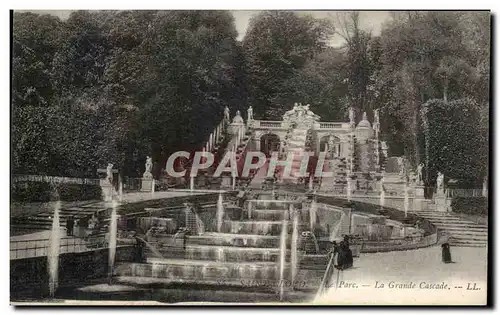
left=12, top=10, right=490, bottom=187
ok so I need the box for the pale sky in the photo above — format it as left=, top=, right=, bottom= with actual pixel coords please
left=18, top=10, right=391, bottom=46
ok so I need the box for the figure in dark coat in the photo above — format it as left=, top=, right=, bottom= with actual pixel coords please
left=441, top=242, right=452, bottom=263
left=343, top=242, right=353, bottom=269
left=66, top=216, right=74, bottom=236
left=336, top=241, right=346, bottom=270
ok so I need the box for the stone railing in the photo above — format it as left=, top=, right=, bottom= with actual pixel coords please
left=12, top=174, right=99, bottom=186
left=254, top=120, right=284, bottom=129
left=359, top=232, right=438, bottom=253
left=318, top=122, right=347, bottom=129
left=446, top=188, right=486, bottom=198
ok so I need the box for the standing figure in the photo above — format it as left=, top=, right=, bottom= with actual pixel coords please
left=336, top=241, right=346, bottom=270
left=143, top=156, right=153, bottom=178
left=247, top=106, right=254, bottom=121
left=106, top=163, right=114, bottom=185
left=224, top=106, right=230, bottom=121
left=436, top=172, right=444, bottom=193
left=397, top=157, right=405, bottom=177
left=66, top=216, right=75, bottom=236
left=416, top=163, right=424, bottom=185
left=441, top=242, right=452, bottom=263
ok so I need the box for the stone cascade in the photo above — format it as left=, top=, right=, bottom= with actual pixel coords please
left=283, top=128, right=309, bottom=183
left=114, top=197, right=322, bottom=300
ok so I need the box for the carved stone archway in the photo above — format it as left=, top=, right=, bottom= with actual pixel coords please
left=319, top=134, right=341, bottom=157
left=260, top=133, right=281, bottom=158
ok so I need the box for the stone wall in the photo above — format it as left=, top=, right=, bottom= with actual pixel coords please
left=10, top=245, right=135, bottom=300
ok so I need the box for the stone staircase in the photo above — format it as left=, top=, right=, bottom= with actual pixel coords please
left=409, top=211, right=487, bottom=247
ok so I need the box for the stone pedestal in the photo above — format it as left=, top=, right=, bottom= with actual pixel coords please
left=221, top=174, right=232, bottom=189
left=141, top=178, right=153, bottom=192
left=414, top=185, right=425, bottom=198
left=434, top=191, right=451, bottom=212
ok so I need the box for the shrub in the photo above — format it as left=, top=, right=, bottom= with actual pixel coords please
left=11, top=182, right=102, bottom=202
left=11, top=182, right=52, bottom=202
left=451, top=197, right=488, bottom=216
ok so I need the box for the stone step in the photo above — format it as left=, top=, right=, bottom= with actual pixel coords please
left=448, top=240, right=487, bottom=247
left=251, top=209, right=288, bottom=221
left=220, top=220, right=305, bottom=236
left=446, top=235, right=488, bottom=242
left=145, top=244, right=288, bottom=263
left=186, top=233, right=283, bottom=249
left=432, top=223, right=488, bottom=230
left=115, top=259, right=285, bottom=282
left=436, top=226, right=487, bottom=232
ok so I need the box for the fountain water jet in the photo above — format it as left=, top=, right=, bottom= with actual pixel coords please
left=136, top=236, right=163, bottom=258
left=48, top=200, right=61, bottom=298
left=278, top=219, right=288, bottom=301
left=379, top=176, right=385, bottom=209
left=309, top=200, right=317, bottom=231
left=347, top=179, right=352, bottom=201
left=404, top=182, right=409, bottom=218
left=330, top=217, right=343, bottom=241
left=291, top=210, right=299, bottom=287
left=108, top=199, right=118, bottom=284
left=217, top=193, right=224, bottom=232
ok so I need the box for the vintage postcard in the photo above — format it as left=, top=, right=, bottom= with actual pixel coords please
left=10, top=9, right=490, bottom=306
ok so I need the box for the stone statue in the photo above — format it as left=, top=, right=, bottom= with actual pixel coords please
left=224, top=106, right=230, bottom=121
left=143, top=156, right=153, bottom=179
left=305, top=104, right=320, bottom=120
left=283, top=103, right=298, bottom=120
left=482, top=176, right=488, bottom=197
left=247, top=106, right=253, bottom=121
left=232, top=110, right=244, bottom=124
left=362, top=111, right=368, bottom=121
left=397, top=157, right=405, bottom=177
left=349, top=107, right=355, bottom=127
left=106, top=163, right=114, bottom=184
left=436, top=172, right=444, bottom=192
left=416, top=163, right=424, bottom=185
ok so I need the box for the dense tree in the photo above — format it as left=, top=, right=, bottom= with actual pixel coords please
left=421, top=98, right=487, bottom=187
left=243, top=11, right=334, bottom=119
left=11, top=10, right=490, bottom=188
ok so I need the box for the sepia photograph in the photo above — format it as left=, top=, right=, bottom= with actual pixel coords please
left=9, top=9, right=491, bottom=306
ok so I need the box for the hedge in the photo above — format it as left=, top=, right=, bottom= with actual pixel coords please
left=11, top=182, right=102, bottom=202
left=451, top=197, right=488, bottom=216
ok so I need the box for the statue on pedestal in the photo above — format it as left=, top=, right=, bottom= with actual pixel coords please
left=349, top=107, right=355, bottom=128
left=143, top=156, right=153, bottom=179
left=224, top=106, right=230, bottom=121
left=397, top=157, right=405, bottom=177
left=106, top=163, right=114, bottom=184
left=416, top=163, right=424, bottom=185
left=247, top=106, right=253, bottom=121
left=436, top=172, right=444, bottom=193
